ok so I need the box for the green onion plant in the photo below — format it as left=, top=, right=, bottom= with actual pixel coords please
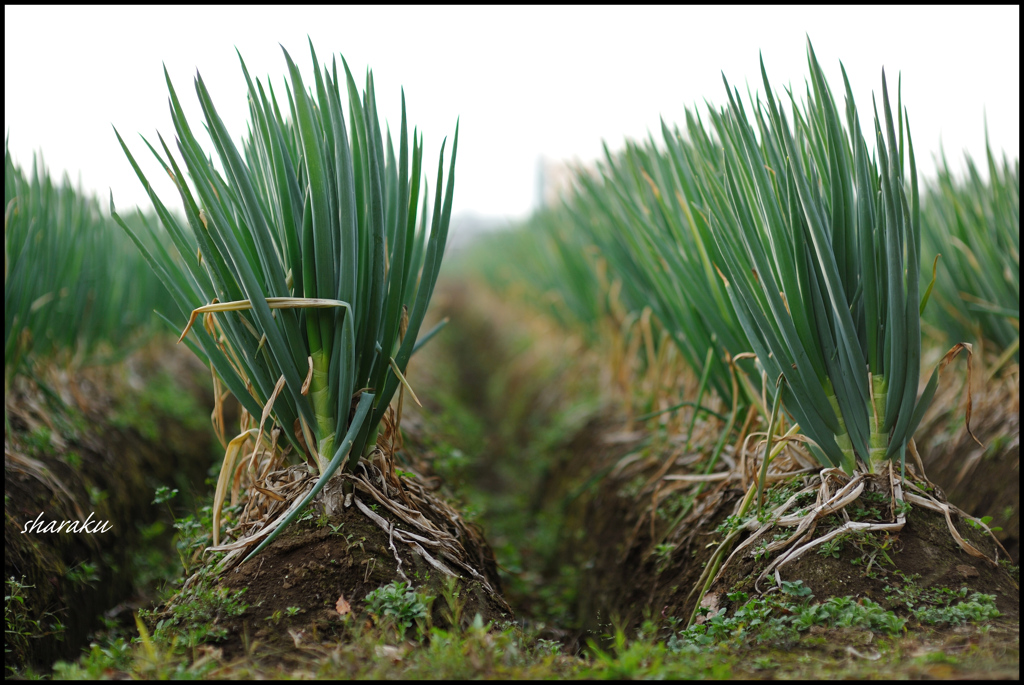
left=566, top=132, right=755, bottom=413
left=920, top=138, right=1019, bottom=363
left=112, top=40, right=458, bottom=561
left=693, top=40, right=949, bottom=474
left=5, top=138, right=172, bottom=390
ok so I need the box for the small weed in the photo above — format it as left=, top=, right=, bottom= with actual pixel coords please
left=5, top=576, right=66, bottom=675
left=88, top=486, right=109, bottom=506
left=917, top=650, right=959, bottom=665
left=152, top=486, right=178, bottom=505
left=881, top=572, right=1002, bottom=626
left=670, top=580, right=905, bottom=651
left=653, top=543, right=675, bottom=572
left=146, top=576, right=248, bottom=646
left=171, top=501, right=239, bottom=575
left=343, top=534, right=367, bottom=555
left=63, top=449, right=83, bottom=469
left=534, top=638, right=562, bottom=656
left=850, top=503, right=882, bottom=519
left=716, top=514, right=743, bottom=535
left=364, top=581, right=432, bottom=638
left=965, top=515, right=1003, bottom=533
left=439, top=574, right=466, bottom=629
left=587, top=624, right=670, bottom=679
left=52, top=636, right=135, bottom=679
left=67, top=562, right=101, bottom=588
left=618, top=474, right=648, bottom=499
left=913, top=592, right=1000, bottom=626
left=817, top=535, right=845, bottom=559
left=655, top=492, right=690, bottom=521
left=997, top=558, right=1018, bottom=583
left=790, top=596, right=906, bottom=634
left=23, top=426, right=53, bottom=456
left=778, top=579, right=813, bottom=598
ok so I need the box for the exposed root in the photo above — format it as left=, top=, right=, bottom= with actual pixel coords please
left=660, top=418, right=1012, bottom=630
left=345, top=457, right=499, bottom=595
left=902, top=480, right=1012, bottom=562
left=695, top=461, right=1010, bottom=609
left=200, top=413, right=506, bottom=606
left=754, top=467, right=904, bottom=593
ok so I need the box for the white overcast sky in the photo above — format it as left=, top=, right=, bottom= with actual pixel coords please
left=4, top=5, right=1020, bottom=225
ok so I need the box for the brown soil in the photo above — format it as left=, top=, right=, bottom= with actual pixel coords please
left=707, top=498, right=1018, bottom=621
left=191, top=500, right=512, bottom=668
left=915, top=367, right=1019, bottom=563
left=556, top=418, right=736, bottom=637
left=139, top=446, right=514, bottom=674
left=4, top=343, right=218, bottom=673
left=553, top=416, right=1019, bottom=640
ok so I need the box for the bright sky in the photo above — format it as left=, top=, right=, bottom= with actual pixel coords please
left=5, top=5, right=1020, bottom=226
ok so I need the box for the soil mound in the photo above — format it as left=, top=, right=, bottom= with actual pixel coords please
left=146, top=458, right=513, bottom=669
left=554, top=418, right=1019, bottom=641
left=4, top=345, right=217, bottom=673
left=916, top=367, right=1019, bottom=562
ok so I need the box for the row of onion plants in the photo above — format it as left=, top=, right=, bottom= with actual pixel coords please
left=920, top=140, right=1019, bottom=367
left=5, top=138, right=174, bottom=392
left=540, top=41, right=1013, bottom=481
left=515, top=41, right=1009, bottom=612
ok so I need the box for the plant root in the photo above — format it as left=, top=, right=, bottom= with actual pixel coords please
left=684, top=459, right=1010, bottom=617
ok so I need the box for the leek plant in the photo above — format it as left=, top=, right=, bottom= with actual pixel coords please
left=534, top=204, right=695, bottom=418
left=112, top=41, right=457, bottom=562
left=468, top=41, right=1004, bottom=611
left=5, top=138, right=172, bottom=389
left=920, top=140, right=1019, bottom=364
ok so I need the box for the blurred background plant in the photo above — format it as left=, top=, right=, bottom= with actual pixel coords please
left=920, top=136, right=1019, bottom=368
left=5, top=138, right=175, bottom=393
